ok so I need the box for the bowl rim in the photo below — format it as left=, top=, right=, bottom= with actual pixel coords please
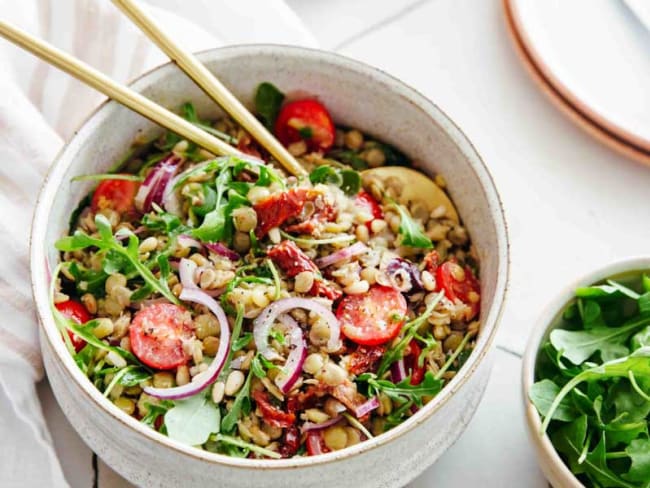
left=522, top=256, right=650, bottom=487
left=30, top=44, right=510, bottom=470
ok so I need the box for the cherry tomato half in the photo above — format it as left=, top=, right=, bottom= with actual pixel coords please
left=56, top=299, right=91, bottom=352
left=336, top=285, right=407, bottom=346
left=91, top=178, right=139, bottom=214
left=354, top=190, right=384, bottom=229
left=274, top=99, right=335, bottom=152
left=129, top=303, right=194, bottom=370
left=436, top=260, right=481, bottom=320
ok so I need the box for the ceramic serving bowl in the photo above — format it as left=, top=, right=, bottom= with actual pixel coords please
left=522, top=257, right=650, bottom=488
left=31, top=45, right=509, bottom=487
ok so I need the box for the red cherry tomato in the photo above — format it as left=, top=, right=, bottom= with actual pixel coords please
left=404, top=340, right=425, bottom=385
left=56, top=300, right=91, bottom=352
left=129, top=303, right=194, bottom=370
left=274, top=99, right=335, bottom=151
left=91, top=178, right=139, bottom=214
left=354, top=190, right=384, bottom=229
left=336, top=285, right=407, bottom=346
left=436, top=260, right=481, bottom=320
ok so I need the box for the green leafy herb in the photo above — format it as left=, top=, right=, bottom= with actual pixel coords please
left=221, top=368, right=253, bottom=434
left=309, top=165, right=361, bottom=196
left=103, top=365, right=151, bottom=397
left=549, top=315, right=650, bottom=365
left=165, top=393, right=221, bottom=446
left=376, top=291, right=444, bottom=377
left=392, top=201, right=433, bottom=249
left=357, top=371, right=442, bottom=408
left=181, top=102, right=237, bottom=144
left=209, top=433, right=281, bottom=459
left=254, top=82, right=285, bottom=130
left=66, top=262, right=109, bottom=297
left=141, top=401, right=173, bottom=429
left=327, top=149, right=368, bottom=170
left=232, top=332, right=253, bottom=352
left=529, top=379, right=579, bottom=422
left=55, top=214, right=179, bottom=305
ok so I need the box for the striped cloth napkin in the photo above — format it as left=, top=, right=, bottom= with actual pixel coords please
left=0, top=1, right=315, bottom=486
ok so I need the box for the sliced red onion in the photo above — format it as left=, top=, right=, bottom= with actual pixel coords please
left=314, top=242, right=368, bottom=269
left=275, top=322, right=307, bottom=394
left=301, top=415, right=342, bottom=433
left=135, top=155, right=181, bottom=213
left=352, top=397, right=380, bottom=418
left=143, top=287, right=230, bottom=400
left=204, top=242, right=240, bottom=261
left=379, top=257, right=424, bottom=294
left=177, top=234, right=202, bottom=249
left=179, top=258, right=199, bottom=290
left=254, top=298, right=341, bottom=360
left=391, top=358, right=407, bottom=383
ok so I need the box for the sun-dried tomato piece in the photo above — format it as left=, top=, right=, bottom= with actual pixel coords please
left=253, top=188, right=317, bottom=238
left=284, top=197, right=337, bottom=234
left=423, top=250, right=440, bottom=275
left=286, top=385, right=327, bottom=413
left=252, top=390, right=296, bottom=428
left=267, top=240, right=319, bottom=277
left=267, top=241, right=342, bottom=300
left=348, top=344, right=386, bottom=375
left=279, top=425, right=301, bottom=458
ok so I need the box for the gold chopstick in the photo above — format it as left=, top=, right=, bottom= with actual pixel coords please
left=0, top=20, right=241, bottom=159
left=111, top=0, right=307, bottom=178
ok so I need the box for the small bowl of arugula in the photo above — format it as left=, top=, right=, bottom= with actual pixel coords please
left=523, top=257, right=650, bottom=488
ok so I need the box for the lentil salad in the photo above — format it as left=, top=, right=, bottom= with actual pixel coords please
left=51, top=82, right=481, bottom=458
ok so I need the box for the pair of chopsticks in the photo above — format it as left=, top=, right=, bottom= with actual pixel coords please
left=0, top=0, right=306, bottom=177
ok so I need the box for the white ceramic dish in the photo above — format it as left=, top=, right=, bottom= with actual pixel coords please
left=31, top=45, right=509, bottom=488
left=522, top=257, right=650, bottom=488
left=507, top=0, right=650, bottom=152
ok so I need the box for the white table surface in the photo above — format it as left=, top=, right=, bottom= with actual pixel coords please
left=38, top=0, right=650, bottom=486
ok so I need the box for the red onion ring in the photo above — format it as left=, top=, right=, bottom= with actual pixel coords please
left=178, top=258, right=198, bottom=290
left=204, top=242, right=240, bottom=261
left=253, top=298, right=341, bottom=360
left=301, top=415, right=343, bottom=433
left=275, top=320, right=307, bottom=394
left=306, top=431, right=325, bottom=456
left=391, top=358, right=407, bottom=383
left=143, top=287, right=230, bottom=400
left=352, top=397, right=380, bottom=418
left=177, top=234, right=202, bottom=249
left=135, top=155, right=181, bottom=213
left=314, top=242, right=368, bottom=269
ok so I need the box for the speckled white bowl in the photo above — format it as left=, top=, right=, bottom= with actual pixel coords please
left=522, top=257, right=650, bottom=488
left=31, top=45, right=509, bottom=488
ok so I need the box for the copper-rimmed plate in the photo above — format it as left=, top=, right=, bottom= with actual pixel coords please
left=504, top=0, right=650, bottom=165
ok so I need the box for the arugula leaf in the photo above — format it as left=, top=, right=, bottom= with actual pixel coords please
left=309, top=166, right=361, bottom=196
left=392, top=202, right=433, bottom=249
left=624, top=439, right=650, bottom=482
left=56, top=215, right=179, bottom=304
left=542, top=348, right=650, bottom=432
left=103, top=365, right=151, bottom=397
left=254, top=82, right=285, bottom=130
left=643, top=275, right=650, bottom=293
left=181, top=102, right=236, bottom=144
left=631, top=326, right=650, bottom=351
left=639, top=293, right=650, bottom=315
left=209, top=433, right=281, bottom=459
left=67, top=262, right=108, bottom=297
left=221, top=368, right=253, bottom=434
left=165, top=393, right=221, bottom=446
left=141, top=400, right=173, bottom=429
left=376, top=291, right=444, bottom=377
left=357, top=371, right=442, bottom=407
left=232, top=332, right=253, bottom=352
left=549, top=314, right=650, bottom=365
left=585, top=433, right=636, bottom=488
left=327, top=149, right=368, bottom=170
left=529, top=379, right=579, bottom=422
left=551, top=415, right=589, bottom=474
left=141, top=210, right=185, bottom=235
left=71, top=174, right=143, bottom=183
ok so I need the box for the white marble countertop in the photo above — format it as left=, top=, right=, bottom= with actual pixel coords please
left=38, top=0, right=650, bottom=486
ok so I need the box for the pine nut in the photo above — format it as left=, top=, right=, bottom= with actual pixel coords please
left=225, top=370, right=245, bottom=396
left=212, top=381, right=225, bottom=403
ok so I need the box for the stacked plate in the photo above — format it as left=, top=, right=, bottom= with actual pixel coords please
left=504, top=0, right=650, bottom=165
